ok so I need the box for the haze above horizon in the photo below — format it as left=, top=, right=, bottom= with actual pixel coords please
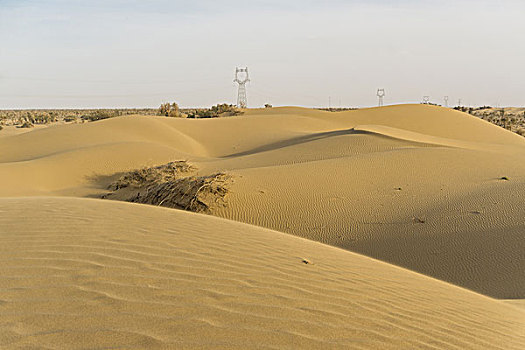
left=1, top=0, right=524, bottom=109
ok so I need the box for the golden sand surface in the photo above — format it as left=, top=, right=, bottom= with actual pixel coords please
left=0, top=104, right=524, bottom=348
left=1, top=197, right=524, bottom=349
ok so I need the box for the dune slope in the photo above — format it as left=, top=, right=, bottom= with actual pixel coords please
left=0, top=104, right=524, bottom=299
left=0, top=197, right=524, bottom=349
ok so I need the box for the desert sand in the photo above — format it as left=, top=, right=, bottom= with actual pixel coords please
left=1, top=104, right=524, bottom=348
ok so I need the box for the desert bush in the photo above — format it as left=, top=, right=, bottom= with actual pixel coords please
left=168, top=104, right=181, bottom=117
left=212, top=103, right=242, bottom=116
left=0, top=108, right=159, bottom=125
left=159, top=102, right=182, bottom=117
left=32, top=112, right=56, bottom=124
left=103, top=161, right=231, bottom=213
left=265, top=103, right=273, bottom=108
left=20, top=121, right=34, bottom=128
left=108, top=161, right=194, bottom=191
left=64, top=115, right=78, bottom=122
left=318, top=107, right=358, bottom=112
left=137, top=173, right=230, bottom=212
left=81, top=110, right=119, bottom=122
left=454, top=106, right=474, bottom=114
left=189, top=104, right=243, bottom=118
left=159, top=103, right=170, bottom=116
left=473, top=106, right=493, bottom=111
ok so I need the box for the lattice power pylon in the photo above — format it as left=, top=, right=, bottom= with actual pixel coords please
left=234, top=67, right=250, bottom=108
left=377, top=89, right=385, bottom=107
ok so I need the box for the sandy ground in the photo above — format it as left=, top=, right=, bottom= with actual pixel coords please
left=0, top=104, right=524, bottom=348
left=0, top=124, right=51, bottom=139
left=1, top=197, right=524, bottom=349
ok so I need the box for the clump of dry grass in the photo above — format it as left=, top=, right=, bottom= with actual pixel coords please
left=103, top=162, right=231, bottom=213
left=131, top=173, right=230, bottom=213
left=108, top=161, right=194, bottom=191
left=19, top=121, right=34, bottom=128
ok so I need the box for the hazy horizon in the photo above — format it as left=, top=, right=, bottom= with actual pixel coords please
left=1, top=0, right=524, bottom=109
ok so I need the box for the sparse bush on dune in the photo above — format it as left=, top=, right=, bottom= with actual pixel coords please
left=0, top=108, right=158, bottom=125
left=188, top=104, right=243, bottom=118
left=318, top=107, right=358, bottom=112
left=1, top=103, right=246, bottom=124
left=19, top=121, right=34, bottom=128
left=103, top=161, right=231, bottom=213
left=11, top=111, right=58, bottom=125
left=159, top=103, right=169, bottom=116
left=211, top=103, right=243, bottom=116
left=159, top=102, right=183, bottom=117
left=0, top=125, right=3, bottom=131
left=63, top=115, right=78, bottom=123
left=81, top=110, right=121, bottom=122
left=131, top=173, right=230, bottom=213
left=108, top=161, right=194, bottom=191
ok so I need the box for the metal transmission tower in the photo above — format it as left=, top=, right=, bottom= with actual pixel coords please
left=234, top=67, right=250, bottom=108
left=377, top=89, right=385, bottom=107
left=444, top=96, right=449, bottom=107
left=422, top=96, right=430, bottom=104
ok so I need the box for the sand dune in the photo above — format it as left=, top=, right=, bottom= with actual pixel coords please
left=1, top=104, right=523, bottom=297
left=0, top=104, right=524, bottom=347
left=0, top=197, right=524, bottom=349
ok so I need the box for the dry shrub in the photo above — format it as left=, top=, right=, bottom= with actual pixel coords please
left=130, top=173, right=230, bottom=213
left=64, top=115, right=78, bottom=122
left=108, top=161, right=194, bottom=191
left=189, top=104, right=243, bottom=118
left=159, top=102, right=182, bottom=117
left=20, top=121, right=34, bottom=128
left=104, top=162, right=231, bottom=213
left=81, top=110, right=120, bottom=122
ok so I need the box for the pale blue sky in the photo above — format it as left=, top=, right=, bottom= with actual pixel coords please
left=0, top=0, right=524, bottom=108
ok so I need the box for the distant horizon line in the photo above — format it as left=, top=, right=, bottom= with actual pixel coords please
left=0, top=103, right=518, bottom=110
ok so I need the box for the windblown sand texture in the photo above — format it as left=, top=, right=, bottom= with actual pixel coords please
left=1, top=105, right=524, bottom=348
